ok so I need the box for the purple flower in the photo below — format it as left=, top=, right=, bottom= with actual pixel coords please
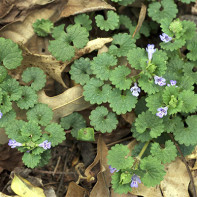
left=8, top=139, right=22, bottom=148
left=130, top=174, right=141, bottom=188
left=146, top=44, right=156, bottom=61
left=0, top=111, right=2, bottom=119
left=130, top=83, right=141, bottom=97
left=154, top=76, right=166, bottom=86
left=39, top=140, right=51, bottom=150
left=167, top=80, right=177, bottom=87
left=109, top=165, right=119, bottom=173
left=156, top=107, right=168, bottom=118
left=160, top=33, right=172, bottom=43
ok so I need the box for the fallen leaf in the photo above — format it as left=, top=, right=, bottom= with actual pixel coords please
left=121, top=111, right=136, bottom=124
left=89, top=135, right=111, bottom=197
left=111, top=190, right=137, bottom=197
left=65, top=182, right=89, bottom=197
left=38, top=85, right=91, bottom=122
left=0, top=8, right=56, bottom=44
left=160, top=158, right=190, bottom=197
left=0, top=192, right=18, bottom=197
left=132, top=3, right=147, bottom=38
left=0, top=0, right=57, bottom=24
left=11, top=174, right=45, bottom=197
left=59, top=0, right=115, bottom=18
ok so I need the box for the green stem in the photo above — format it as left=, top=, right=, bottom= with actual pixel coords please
left=136, top=141, right=150, bottom=160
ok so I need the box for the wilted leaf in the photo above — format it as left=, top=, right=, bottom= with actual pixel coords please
left=11, top=174, right=45, bottom=197
left=0, top=8, right=56, bottom=44
left=0, top=129, right=9, bottom=145
left=38, top=85, right=91, bottom=122
left=0, top=0, right=57, bottom=24
left=65, top=182, right=89, bottom=197
left=0, top=192, right=18, bottom=197
left=160, top=158, right=190, bottom=197
left=59, top=0, right=115, bottom=18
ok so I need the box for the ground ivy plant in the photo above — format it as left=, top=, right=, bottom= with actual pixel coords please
left=1, top=0, right=196, bottom=194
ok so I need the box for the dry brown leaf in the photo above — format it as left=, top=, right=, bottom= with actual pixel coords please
left=65, top=182, right=89, bottom=197
left=59, top=0, right=115, bottom=18
left=89, top=135, right=111, bottom=197
left=0, top=129, right=9, bottom=145
left=13, top=38, right=112, bottom=87
left=0, top=193, right=18, bottom=197
left=132, top=3, right=147, bottom=38
left=38, top=85, right=91, bottom=122
left=111, top=190, right=137, bottom=197
left=121, top=111, right=136, bottom=124
left=160, top=158, right=190, bottom=197
left=0, top=0, right=58, bottom=24
left=0, top=8, right=57, bottom=44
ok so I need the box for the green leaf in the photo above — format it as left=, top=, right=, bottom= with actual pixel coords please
left=21, top=121, right=42, bottom=142
left=140, top=156, right=166, bottom=187
left=132, top=126, right=152, bottom=142
left=22, top=152, right=41, bottom=168
left=178, top=0, right=195, bottom=3
left=146, top=92, right=163, bottom=114
left=0, top=110, right=16, bottom=128
left=0, top=37, right=23, bottom=69
left=162, top=86, right=183, bottom=115
left=135, top=111, right=164, bottom=138
left=17, top=86, right=38, bottom=110
left=111, top=172, right=132, bottom=194
left=0, top=66, right=8, bottom=83
left=127, top=47, right=147, bottom=70
left=37, top=150, right=51, bottom=167
left=26, top=103, right=53, bottom=126
left=160, top=38, right=185, bottom=51
left=183, top=62, right=197, bottom=84
left=152, top=50, right=168, bottom=76
left=83, top=78, right=112, bottom=104
left=51, top=24, right=65, bottom=39
left=173, top=115, right=197, bottom=146
left=148, top=0, right=178, bottom=24
left=89, top=106, right=118, bottom=133
left=138, top=75, right=162, bottom=95
left=66, top=24, right=89, bottom=49
left=0, top=78, right=22, bottom=101
left=77, top=128, right=95, bottom=141
left=5, top=120, right=25, bottom=142
left=22, top=67, right=46, bottom=91
left=108, top=88, right=137, bottom=115
left=118, top=0, right=136, bottom=6
left=0, top=92, right=12, bottom=114
left=186, top=36, right=197, bottom=61
left=109, top=33, right=136, bottom=57
left=179, top=144, right=196, bottom=157
left=107, top=144, right=134, bottom=170
left=182, top=20, right=196, bottom=41
left=150, top=140, right=177, bottom=164
left=69, top=57, right=92, bottom=85
left=33, top=19, right=54, bottom=37
left=48, top=36, right=75, bottom=61
left=109, top=65, right=132, bottom=90
left=60, top=112, right=86, bottom=138
left=74, top=14, right=92, bottom=31
left=91, top=53, right=117, bottom=81
left=179, top=90, right=197, bottom=113
left=95, top=11, right=119, bottom=31
left=44, top=123, right=65, bottom=146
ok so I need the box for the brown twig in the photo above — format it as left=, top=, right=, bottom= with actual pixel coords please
left=53, top=156, right=61, bottom=176
left=169, top=133, right=196, bottom=197
left=33, top=169, right=76, bottom=175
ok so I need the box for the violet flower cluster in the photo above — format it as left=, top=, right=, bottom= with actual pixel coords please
left=154, top=76, right=166, bottom=86
left=8, top=139, right=22, bottom=148
left=38, top=140, right=51, bottom=150
left=160, top=33, right=172, bottom=43
left=0, top=111, right=2, bottom=119
left=130, top=174, right=141, bottom=188
left=156, top=107, right=168, bottom=118
left=146, top=44, right=156, bottom=61
left=130, top=83, right=141, bottom=97
left=109, top=165, right=119, bottom=173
